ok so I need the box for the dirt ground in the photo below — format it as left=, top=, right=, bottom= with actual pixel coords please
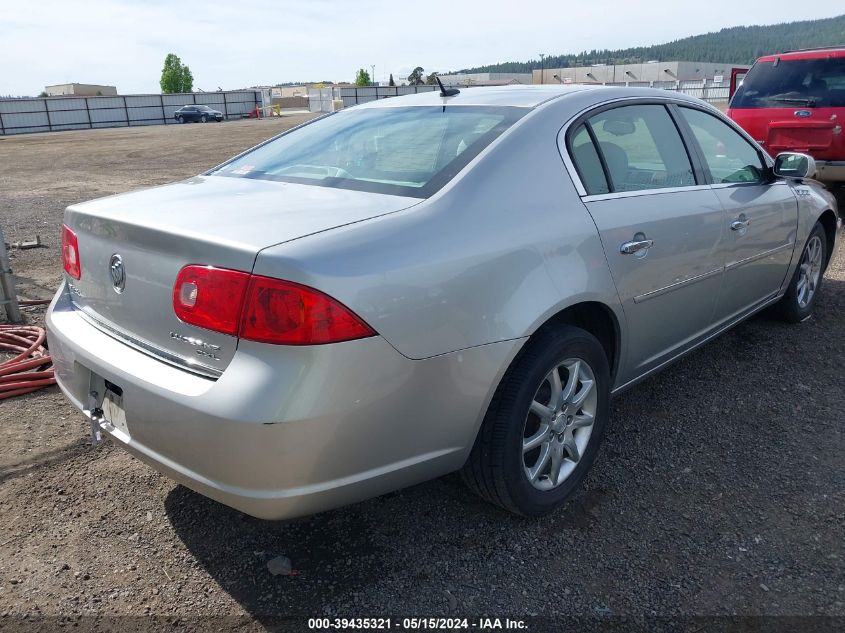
left=0, top=118, right=843, bottom=630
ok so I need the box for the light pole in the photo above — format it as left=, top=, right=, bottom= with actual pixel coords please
left=371, top=65, right=376, bottom=87
left=539, top=53, right=546, bottom=85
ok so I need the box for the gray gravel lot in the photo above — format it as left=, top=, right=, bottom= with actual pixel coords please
left=0, top=120, right=843, bottom=630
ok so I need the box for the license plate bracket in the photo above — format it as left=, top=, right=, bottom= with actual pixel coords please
left=103, top=382, right=129, bottom=437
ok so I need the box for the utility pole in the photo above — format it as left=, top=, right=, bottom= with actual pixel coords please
left=539, top=53, right=546, bottom=85
left=371, top=65, right=376, bottom=87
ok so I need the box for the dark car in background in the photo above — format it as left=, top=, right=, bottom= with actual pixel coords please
left=174, top=105, right=224, bottom=123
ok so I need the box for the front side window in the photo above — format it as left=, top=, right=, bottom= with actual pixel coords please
left=212, top=106, right=526, bottom=197
left=730, top=57, right=845, bottom=108
left=680, top=107, right=766, bottom=184
left=584, top=104, right=695, bottom=192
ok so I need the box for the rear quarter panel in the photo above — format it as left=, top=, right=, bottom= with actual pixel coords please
left=251, top=96, right=625, bottom=362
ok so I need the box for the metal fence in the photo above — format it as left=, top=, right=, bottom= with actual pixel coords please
left=0, top=90, right=262, bottom=135
left=316, top=80, right=730, bottom=110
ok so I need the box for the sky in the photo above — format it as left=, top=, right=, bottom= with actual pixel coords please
left=0, top=0, right=842, bottom=96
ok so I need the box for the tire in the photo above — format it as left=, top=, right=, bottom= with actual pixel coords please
left=176, top=115, right=183, bottom=124
left=201, top=115, right=207, bottom=123
left=833, top=186, right=845, bottom=222
left=775, top=222, right=827, bottom=323
left=461, top=325, right=610, bottom=516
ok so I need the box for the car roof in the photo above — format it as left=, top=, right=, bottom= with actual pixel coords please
left=351, top=84, right=608, bottom=109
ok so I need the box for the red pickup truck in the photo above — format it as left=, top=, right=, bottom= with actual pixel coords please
left=727, top=47, right=844, bottom=187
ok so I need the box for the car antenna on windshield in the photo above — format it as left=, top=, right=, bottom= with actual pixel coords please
left=436, top=76, right=460, bottom=97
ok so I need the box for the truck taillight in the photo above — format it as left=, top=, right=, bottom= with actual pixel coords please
left=172, top=265, right=375, bottom=345
left=61, top=224, right=81, bottom=279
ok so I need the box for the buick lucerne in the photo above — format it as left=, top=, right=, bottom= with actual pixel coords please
left=47, top=86, right=841, bottom=519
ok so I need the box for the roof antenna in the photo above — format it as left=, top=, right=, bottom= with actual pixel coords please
left=436, top=75, right=460, bottom=97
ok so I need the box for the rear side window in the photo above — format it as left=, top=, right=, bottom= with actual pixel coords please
left=569, top=125, right=609, bottom=195
left=731, top=57, right=845, bottom=108
left=584, top=104, right=695, bottom=192
left=213, top=106, right=526, bottom=198
left=679, top=107, right=766, bottom=184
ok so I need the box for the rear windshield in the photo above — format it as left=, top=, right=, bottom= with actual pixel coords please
left=731, top=57, right=845, bottom=108
left=211, top=106, right=526, bottom=197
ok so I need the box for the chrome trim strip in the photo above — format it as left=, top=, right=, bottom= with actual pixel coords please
left=612, top=291, right=782, bottom=395
left=709, top=181, right=787, bottom=190
left=725, top=242, right=795, bottom=271
left=72, top=304, right=222, bottom=380
left=633, top=267, right=724, bottom=304
left=583, top=184, right=712, bottom=203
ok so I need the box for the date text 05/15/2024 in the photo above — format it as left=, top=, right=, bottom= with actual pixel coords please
left=308, top=618, right=528, bottom=630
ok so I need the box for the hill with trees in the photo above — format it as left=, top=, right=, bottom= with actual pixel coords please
left=457, top=14, right=845, bottom=73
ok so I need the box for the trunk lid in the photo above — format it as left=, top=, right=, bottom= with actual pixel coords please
left=65, top=175, right=418, bottom=376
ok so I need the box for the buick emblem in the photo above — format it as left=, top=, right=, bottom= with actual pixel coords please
left=109, top=254, right=126, bottom=293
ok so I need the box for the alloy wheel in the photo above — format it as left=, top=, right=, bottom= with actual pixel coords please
left=797, top=235, right=823, bottom=309
left=523, top=358, right=597, bottom=491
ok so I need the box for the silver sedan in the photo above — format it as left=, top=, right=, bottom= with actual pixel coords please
left=47, top=85, right=841, bottom=519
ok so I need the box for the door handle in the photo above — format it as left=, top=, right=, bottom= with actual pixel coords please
left=620, top=239, right=654, bottom=255
left=731, top=213, right=751, bottom=232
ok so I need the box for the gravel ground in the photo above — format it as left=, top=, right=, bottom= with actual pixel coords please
left=0, top=119, right=843, bottom=630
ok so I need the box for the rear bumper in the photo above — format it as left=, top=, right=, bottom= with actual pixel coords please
left=815, top=160, right=845, bottom=184
left=46, top=283, right=519, bottom=519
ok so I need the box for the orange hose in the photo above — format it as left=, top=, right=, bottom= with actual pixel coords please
left=0, top=325, right=56, bottom=399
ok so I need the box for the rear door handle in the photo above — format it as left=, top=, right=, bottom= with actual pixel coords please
left=620, top=239, right=654, bottom=255
left=731, top=213, right=750, bottom=232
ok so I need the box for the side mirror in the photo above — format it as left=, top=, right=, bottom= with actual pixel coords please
left=773, top=152, right=817, bottom=180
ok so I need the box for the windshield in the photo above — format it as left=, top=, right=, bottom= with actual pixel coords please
left=730, top=57, right=845, bottom=108
left=211, top=106, right=526, bottom=197
left=197, top=105, right=214, bottom=111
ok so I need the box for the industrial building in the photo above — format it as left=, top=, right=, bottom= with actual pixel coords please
left=533, top=61, right=748, bottom=85
left=44, top=83, right=118, bottom=96
left=438, top=72, right=533, bottom=86
left=269, top=85, right=308, bottom=98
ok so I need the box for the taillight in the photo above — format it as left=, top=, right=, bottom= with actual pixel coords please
left=172, top=265, right=375, bottom=345
left=173, top=265, right=250, bottom=336
left=61, top=224, right=81, bottom=279
left=240, top=276, right=375, bottom=345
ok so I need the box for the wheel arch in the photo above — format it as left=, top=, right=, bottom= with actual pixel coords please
left=818, top=209, right=838, bottom=268
left=531, top=301, right=622, bottom=384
